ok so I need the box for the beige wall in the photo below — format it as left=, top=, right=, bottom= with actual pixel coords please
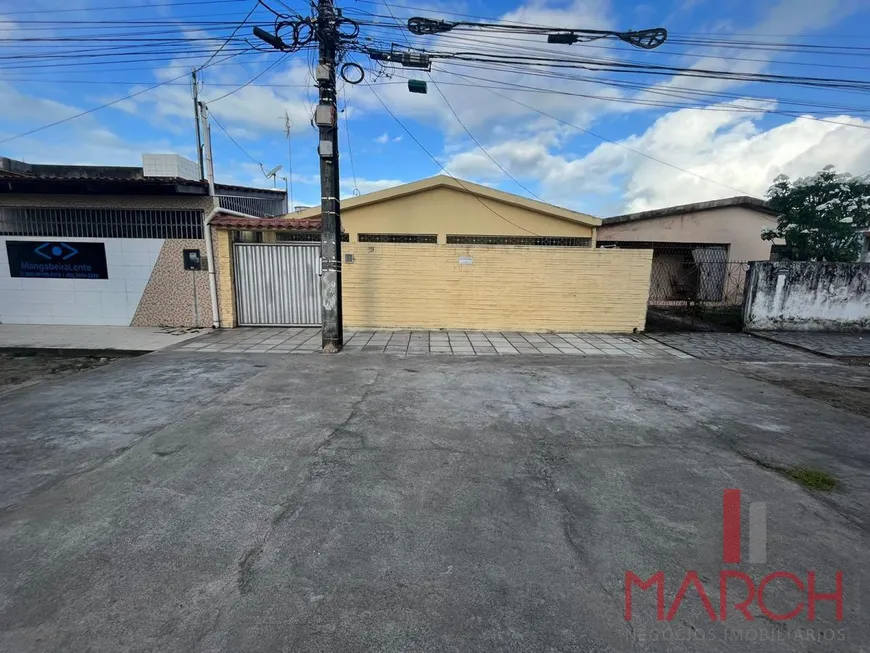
left=338, top=187, right=595, bottom=242
left=212, top=227, right=236, bottom=327
left=132, top=238, right=211, bottom=327
left=342, top=244, right=651, bottom=332
left=597, top=207, right=777, bottom=261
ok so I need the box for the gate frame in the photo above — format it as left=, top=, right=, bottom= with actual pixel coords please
left=232, top=241, right=321, bottom=327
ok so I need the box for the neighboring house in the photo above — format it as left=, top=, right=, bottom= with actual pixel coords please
left=0, top=154, right=285, bottom=327
left=597, top=197, right=779, bottom=305
left=208, top=176, right=655, bottom=333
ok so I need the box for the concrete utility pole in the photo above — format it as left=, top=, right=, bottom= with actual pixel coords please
left=199, top=101, right=216, bottom=197
left=314, top=0, right=343, bottom=353
left=191, top=69, right=205, bottom=180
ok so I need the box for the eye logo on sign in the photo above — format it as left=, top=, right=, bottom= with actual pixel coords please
left=34, top=242, right=79, bottom=261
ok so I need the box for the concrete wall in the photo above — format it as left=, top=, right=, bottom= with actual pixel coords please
left=131, top=238, right=211, bottom=328
left=597, top=206, right=778, bottom=262
left=744, top=261, right=870, bottom=331
left=0, top=235, right=163, bottom=325
left=342, top=244, right=652, bottom=332
left=337, top=187, right=595, bottom=243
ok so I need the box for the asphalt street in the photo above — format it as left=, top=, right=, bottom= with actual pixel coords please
left=1, top=351, right=868, bottom=652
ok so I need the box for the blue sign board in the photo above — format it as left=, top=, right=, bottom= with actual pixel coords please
left=6, top=241, right=108, bottom=279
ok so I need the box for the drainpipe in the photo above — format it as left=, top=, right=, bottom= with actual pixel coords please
left=203, top=207, right=261, bottom=329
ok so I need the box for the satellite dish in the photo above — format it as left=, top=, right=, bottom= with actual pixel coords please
left=264, top=164, right=283, bottom=178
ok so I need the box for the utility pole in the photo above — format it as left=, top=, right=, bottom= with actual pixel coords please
left=314, top=0, right=343, bottom=352
left=199, top=101, right=216, bottom=197
left=191, top=69, right=205, bottom=180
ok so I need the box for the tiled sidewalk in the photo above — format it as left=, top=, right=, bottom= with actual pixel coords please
left=179, top=328, right=690, bottom=358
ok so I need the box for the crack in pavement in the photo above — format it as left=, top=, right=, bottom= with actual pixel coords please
left=233, top=366, right=384, bottom=597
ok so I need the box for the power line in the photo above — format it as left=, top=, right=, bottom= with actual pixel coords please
left=365, top=81, right=541, bottom=236
left=202, top=1, right=260, bottom=69
left=440, top=69, right=754, bottom=197
left=0, top=50, right=245, bottom=145
left=0, top=0, right=253, bottom=15
left=382, top=0, right=545, bottom=203
left=206, top=52, right=291, bottom=102
left=209, top=109, right=262, bottom=166
left=341, top=86, right=360, bottom=195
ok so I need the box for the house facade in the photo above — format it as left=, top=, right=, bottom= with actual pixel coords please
left=210, top=176, right=656, bottom=333
left=0, top=155, right=285, bottom=327
left=597, top=197, right=779, bottom=306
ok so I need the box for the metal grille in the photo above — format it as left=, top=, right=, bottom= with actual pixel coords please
left=647, top=257, right=750, bottom=332
left=447, top=235, right=591, bottom=247
left=275, top=231, right=349, bottom=242
left=0, top=206, right=203, bottom=239
left=217, top=194, right=285, bottom=217
left=234, top=243, right=321, bottom=326
left=358, top=233, right=437, bottom=243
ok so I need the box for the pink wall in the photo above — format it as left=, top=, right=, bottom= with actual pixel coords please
left=598, top=207, right=779, bottom=262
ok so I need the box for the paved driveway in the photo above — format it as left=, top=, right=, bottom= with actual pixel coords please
left=1, top=351, right=869, bottom=652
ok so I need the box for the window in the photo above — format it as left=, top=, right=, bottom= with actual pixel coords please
left=447, top=235, right=591, bottom=247
left=358, top=233, right=437, bottom=243
left=0, top=207, right=203, bottom=239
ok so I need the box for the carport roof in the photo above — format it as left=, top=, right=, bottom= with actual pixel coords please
left=286, top=175, right=601, bottom=227
left=210, top=214, right=321, bottom=231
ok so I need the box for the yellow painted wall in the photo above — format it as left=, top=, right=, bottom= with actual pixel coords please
left=342, top=244, right=651, bottom=332
left=212, top=227, right=236, bottom=327
left=339, top=187, right=594, bottom=242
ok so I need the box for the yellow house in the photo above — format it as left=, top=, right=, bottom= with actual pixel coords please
left=210, top=176, right=654, bottom=333
left=290, top=175, right=598, bottom=244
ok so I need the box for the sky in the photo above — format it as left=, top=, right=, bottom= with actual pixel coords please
left=1, top=0, right=869, bottom=217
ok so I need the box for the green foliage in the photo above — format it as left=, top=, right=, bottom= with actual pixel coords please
left=786, top=466, right=837, bottom=492
left=761, top=165, right=870, bottom=261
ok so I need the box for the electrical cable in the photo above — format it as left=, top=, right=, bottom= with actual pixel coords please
left=364, top=81, right=541, bottom=236
left=439, top=68, right=754, bottom=197
left=341, top=86, right=360, bottom=195
left=0, top=50, right=246, bottom=145
left=381, top=0, right=546, bottom=202
left=206, top=52, right=290, bottom=102
left=209, top=109, right=263, bottom=166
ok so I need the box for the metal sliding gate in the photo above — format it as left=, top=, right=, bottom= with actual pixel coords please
left=234, top=243, right=321, bottom=326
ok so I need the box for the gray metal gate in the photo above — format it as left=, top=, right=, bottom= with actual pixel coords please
left=234, top=243, right=321, bottom=326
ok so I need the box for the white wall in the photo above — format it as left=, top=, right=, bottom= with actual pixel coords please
left=0, top=236, right=163, bottom=326
left=744, top=261, right=870, bottom=331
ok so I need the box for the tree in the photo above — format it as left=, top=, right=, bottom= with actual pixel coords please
left=761, top=165, right=870, bottom=261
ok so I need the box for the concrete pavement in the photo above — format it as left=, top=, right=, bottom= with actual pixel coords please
left=182, top=327, right=692, bottom=357
left=0, top=324, right=206, bottom=352
left=1, top=352, right=869, bottom=652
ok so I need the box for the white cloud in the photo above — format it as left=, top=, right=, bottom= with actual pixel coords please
left=442, top=104, right=870, bottom=214
left=341, top=178, right=406, bottom=197
left=374, top=132, right=390, bottom=144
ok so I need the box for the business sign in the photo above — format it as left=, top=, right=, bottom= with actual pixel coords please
left=5, top=241, right=108, bottom=279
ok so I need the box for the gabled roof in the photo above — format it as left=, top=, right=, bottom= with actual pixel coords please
left=604, top=196, right=775, bottom=226
left=289, top=175, right=601, bottom=227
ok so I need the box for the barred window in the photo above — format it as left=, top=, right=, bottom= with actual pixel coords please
left=446, top=235, right=591, bottom=247
left=0, top=207, right=203, bottom=239
left=358, top=233, right=437, bottom=243
left=275, top=232, right=348, bottom=242
left=217, top=195, right=285, bottom=218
